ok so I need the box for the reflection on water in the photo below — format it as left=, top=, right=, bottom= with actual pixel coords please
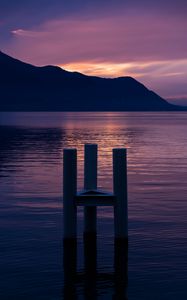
left=0, top=112, right=187, bottom=299
left=63, top=238, right=127, bottom=300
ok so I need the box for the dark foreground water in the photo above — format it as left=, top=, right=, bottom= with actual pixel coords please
left=0, top=112, right=187, bottom=300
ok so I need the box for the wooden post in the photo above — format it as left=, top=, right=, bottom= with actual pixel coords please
left=113, top=148, right=128, bottom=240
left=84, top=144, right=97, bottom=238
left=63, top=149, right=77, bottom=240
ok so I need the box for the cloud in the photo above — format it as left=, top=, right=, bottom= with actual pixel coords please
left=7, top=11, right=187, bottom=64
left=2, top=6, right=187, bottom=100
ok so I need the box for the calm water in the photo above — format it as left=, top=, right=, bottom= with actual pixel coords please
left=0, top=112, right=187, bottom=300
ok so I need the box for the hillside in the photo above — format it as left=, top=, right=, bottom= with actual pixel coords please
left=0, top=51, right=183, bottom=111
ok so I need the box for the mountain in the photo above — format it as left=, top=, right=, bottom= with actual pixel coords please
left=0, top=51, right=184, bottom=111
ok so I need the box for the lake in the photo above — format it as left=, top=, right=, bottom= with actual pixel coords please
left=0, top=112, right=187, bottom=299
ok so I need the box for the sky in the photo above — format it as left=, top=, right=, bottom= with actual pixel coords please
left=0, top=0, right=187, bottom=104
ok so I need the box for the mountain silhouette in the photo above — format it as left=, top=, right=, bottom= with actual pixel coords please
left=0, top=51, right=184, bottom=111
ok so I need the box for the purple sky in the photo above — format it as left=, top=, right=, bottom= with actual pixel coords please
left=1, top=0, right=187, bottom=104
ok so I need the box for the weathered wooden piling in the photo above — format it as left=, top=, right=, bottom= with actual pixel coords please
left=63, top=149, right=77, bottom=240
left=113, top=148, right=128, bottom=240
left=84, top=144, right=97, bottom=238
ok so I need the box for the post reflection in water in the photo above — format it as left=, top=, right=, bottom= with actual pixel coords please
left=113, top=239, right=128, bottom=300
left=84, top=235, right=97, bottom=300
left=63, top=239, right=77, bottom=300
left=63, top=237, right=128, bottom=300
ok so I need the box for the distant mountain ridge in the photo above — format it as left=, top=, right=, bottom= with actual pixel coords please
left=0, top=51, right=184, bottom=111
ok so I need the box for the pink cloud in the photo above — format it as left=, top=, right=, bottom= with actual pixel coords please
left=3, top=9, right=187, bottom=100
left=7, top=11, right=187, bottom=64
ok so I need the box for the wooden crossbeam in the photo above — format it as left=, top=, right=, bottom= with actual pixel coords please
left=75, top=189, right=115, bottom=206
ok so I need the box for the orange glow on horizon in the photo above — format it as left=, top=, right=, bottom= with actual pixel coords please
left=59, top=61, right=140, bottom=78
left=59, top=59, right=187, bottom=80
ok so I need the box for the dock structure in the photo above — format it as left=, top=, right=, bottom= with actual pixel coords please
left=63, top=144, right=128, bottom=242
left=63, top=144, right=128, bottom=299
